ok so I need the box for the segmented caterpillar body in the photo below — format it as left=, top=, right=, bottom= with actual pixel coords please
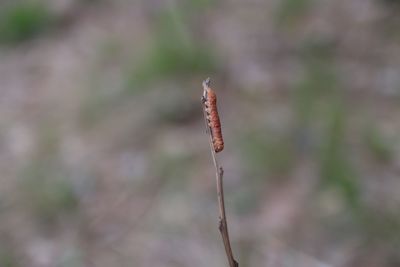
left=203, top=79, right=224, bottom=153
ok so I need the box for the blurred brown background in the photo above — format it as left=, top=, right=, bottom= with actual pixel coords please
left=0, top=0, right=400, bottom=266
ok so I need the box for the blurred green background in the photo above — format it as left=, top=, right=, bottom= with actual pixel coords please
left=0, top=0, right=400, bottom=266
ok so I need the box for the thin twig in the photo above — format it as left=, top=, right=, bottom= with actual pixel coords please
left=202, top=78, right=239, bottom=267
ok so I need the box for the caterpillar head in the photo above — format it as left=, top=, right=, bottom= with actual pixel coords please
left=214, top=142, right=224, bottom=153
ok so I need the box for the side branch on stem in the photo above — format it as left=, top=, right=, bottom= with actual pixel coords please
left=202, top=78, right=239, bottom=267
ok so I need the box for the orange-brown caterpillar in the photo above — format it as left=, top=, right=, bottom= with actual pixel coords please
left=202, top=78, right=224, bottom=153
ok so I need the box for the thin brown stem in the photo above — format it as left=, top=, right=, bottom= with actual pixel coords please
left=202, top=78, right=239, bottom=267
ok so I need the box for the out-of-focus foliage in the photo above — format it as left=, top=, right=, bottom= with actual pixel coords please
left=0, top=2, right=53, bottom=44
left=0, top=248, right=19, bottom=267
left=127, top=6, right=217, bottom=90
left=319, top=103, right=360, bottom=210
left=276, top=0, right=314, bottom=25
left=364, top=126, right=394, bottom=163
left=239, top=131, right=295, bottom=177
left=20, top=165, right=78, bottom=226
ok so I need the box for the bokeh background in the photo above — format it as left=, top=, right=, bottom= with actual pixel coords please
left=1, top=0, right=400, bottom=266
